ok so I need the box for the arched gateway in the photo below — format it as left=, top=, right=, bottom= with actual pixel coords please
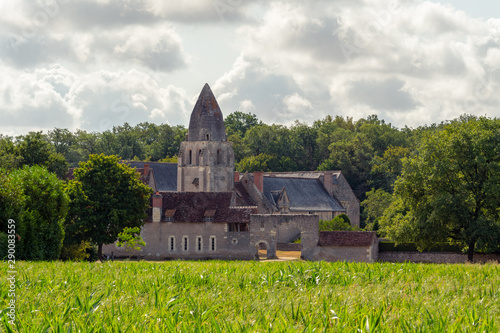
left=250, top=214, right=319, bottom=260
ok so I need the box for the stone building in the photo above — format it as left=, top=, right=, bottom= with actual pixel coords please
left=102, top=83, right=364, bottom=261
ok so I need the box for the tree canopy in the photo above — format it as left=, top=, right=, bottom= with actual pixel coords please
left=0, top=166, right=69, bottom=260
left=65, top=154, right=152, bottom=259
left=379, top=116, right=500, bottom=261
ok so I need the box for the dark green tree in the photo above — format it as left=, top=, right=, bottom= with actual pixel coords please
left=65, top=154, right=152, bottom=259
left=361, top=188, right=393, bottom=230
left=319, top=214, right=353, bottom=231
left=0, top=135, right=22, bottom=171
left=17, top=132, right=69, bottom=178
left=380, top=116, right=500, bottom=261
left=224, top=111, right=260, bottom=137
left=1, top=166, right=69, bottom=260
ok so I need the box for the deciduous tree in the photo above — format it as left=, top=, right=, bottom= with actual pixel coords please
left=65, top=154, right=152, bottom=260
left=380, top=116, right=500, bottom=261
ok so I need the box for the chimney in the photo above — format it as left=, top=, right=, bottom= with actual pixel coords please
left=143, top=163, right=150, bottom=176
left=323, top=171, right=334, bottom=196
left=253, top=171, right=264, bottom=193
left=152, top=191, right=162, bottom=222
left=234, top=171, right=240, bottom=183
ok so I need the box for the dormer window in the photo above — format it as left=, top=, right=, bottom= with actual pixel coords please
left=204, top=209, right=216, bottom=222
left=164, top=209, right=176, bottom=222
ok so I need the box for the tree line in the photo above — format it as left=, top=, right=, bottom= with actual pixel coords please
left=1, top=112, right=499, bottom=261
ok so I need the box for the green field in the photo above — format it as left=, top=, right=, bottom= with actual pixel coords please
left=1, top=260, right=499, bottom=332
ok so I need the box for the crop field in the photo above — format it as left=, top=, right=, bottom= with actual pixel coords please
left=1, top=260, right=499, bottom=332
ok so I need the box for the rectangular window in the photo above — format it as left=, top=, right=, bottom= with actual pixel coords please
left=169, top=236, right=175, bottom=252
left=210, top=236, right=216, bottom=252
left=228, top=223, right=249, bottom=232
left=182, top=236, right=188, bottom=252
left=196, top=236, right=203, bottom=252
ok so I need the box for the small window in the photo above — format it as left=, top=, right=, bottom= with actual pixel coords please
left=169, top=236, right=175, bottom=252
left=228, top=223, right=249, bottom=232
left=182, top=236, right=189, bottom=252
left=197, top=149, right=202, bottom=165
left=217, top=149, right=221, bottom=165
left=189, top=150, right=192, bottom=165
left=196, top=236, right=203, bottom=252
left=210, top=236, right=216, bottom=252
left=206, top=133, right=210, bottom=140
left=204, top=209, right=216, bottom=222
left=165, top=209, right=176, bottom=222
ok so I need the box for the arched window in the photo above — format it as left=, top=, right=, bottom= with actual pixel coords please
left=189, top=150, right=192, bottom=165
left=217, top=149, right=222, bottom=165
left=206, top=133, right=210, bottom=141
left=197, top=149, right=202, bottom=165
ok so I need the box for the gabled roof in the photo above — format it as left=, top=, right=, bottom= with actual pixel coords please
left=319, top=231, right=377, bottom=247
left=262, top=177, right=345, bottom=212
left=233, top=182, right=257, bottom=207
left=159, top=192, right=256, bottom=223
left=126, top=161, right=177, bottom=192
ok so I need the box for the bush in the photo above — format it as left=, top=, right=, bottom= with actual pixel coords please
left=60, top=241, right=91, bottom=261
left=319, top=214, right=353, bottom=231
left=6, top=166, right=69, bottom=260
left=379, top=242, right=462, bottom=252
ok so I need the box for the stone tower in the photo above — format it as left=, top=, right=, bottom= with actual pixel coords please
left=177, top=83, right=235, bottom=192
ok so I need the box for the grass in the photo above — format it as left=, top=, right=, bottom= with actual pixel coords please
left=1, top=260, right=499, bottom=332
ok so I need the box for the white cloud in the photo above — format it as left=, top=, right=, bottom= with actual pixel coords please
left=213, top=0, right=500, bottom=128
left=3, top=0, right=500, bottom=135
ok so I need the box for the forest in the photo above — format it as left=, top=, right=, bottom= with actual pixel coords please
left=0, top=112, right=492, bottom=232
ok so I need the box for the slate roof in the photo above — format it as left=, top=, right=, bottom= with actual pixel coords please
left=233, top=182, right=257, bottom=207
left=188, top=83, right=226, bottom=142
left=319, top=231, right=377, bottom=247
left=157, top=192, right=256, bottom=223
left=126, top=162, right=177, bottom=192
left=262, top=177, right=345, bottom=212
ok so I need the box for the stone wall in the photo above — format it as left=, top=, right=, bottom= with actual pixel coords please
left=379, top=251, right=500, bottom=264
left=312, top=246, right=376, bottom=262
left=331, top=173, right=360, bottom=227
left=177, top=141, right=234, bottom=192
left=277, top=243, right=301, bottom=251
left=102, top=221, right=254, bottom=260
left=250, top=214, right=319, bottom=260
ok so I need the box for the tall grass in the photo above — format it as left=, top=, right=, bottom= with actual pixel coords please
left=1, top=260, right=499, bottom=332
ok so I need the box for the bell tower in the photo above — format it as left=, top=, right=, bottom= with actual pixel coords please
left=177, top=83, right=235, bottom=192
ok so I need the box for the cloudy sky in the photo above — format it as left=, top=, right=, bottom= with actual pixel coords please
left=2, top=0, right=500, bottom=136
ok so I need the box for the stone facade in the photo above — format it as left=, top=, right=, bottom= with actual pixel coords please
left=103, top=221, right=254, bottom=260
left=250, top=214, right=319, bottom=260
left=177, top=141, right=234, bottom=192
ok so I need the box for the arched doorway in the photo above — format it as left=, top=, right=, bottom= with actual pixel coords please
left=256, top=241, right=269, bottom=260
left=276, top=224, right=302, bottom=260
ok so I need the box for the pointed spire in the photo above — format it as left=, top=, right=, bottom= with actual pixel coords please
left=188, top=83, right=227, bottom=142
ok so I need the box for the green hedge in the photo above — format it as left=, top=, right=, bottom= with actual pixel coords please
left=379, top=242, right=462, bottom=252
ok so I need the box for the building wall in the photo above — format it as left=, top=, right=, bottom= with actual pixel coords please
left=331, top=174, right=360, bottom=227
left=250, top=214, right=319, bottom=260
left=178, top=141, right=234, bottom=192
left=102, top=221, right=254, bottom=260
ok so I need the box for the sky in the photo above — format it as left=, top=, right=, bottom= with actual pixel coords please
left=2, top=0, right=500, bottom=136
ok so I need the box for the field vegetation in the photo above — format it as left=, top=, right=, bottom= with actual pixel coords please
left=1, top=260, right=499, bottom=332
